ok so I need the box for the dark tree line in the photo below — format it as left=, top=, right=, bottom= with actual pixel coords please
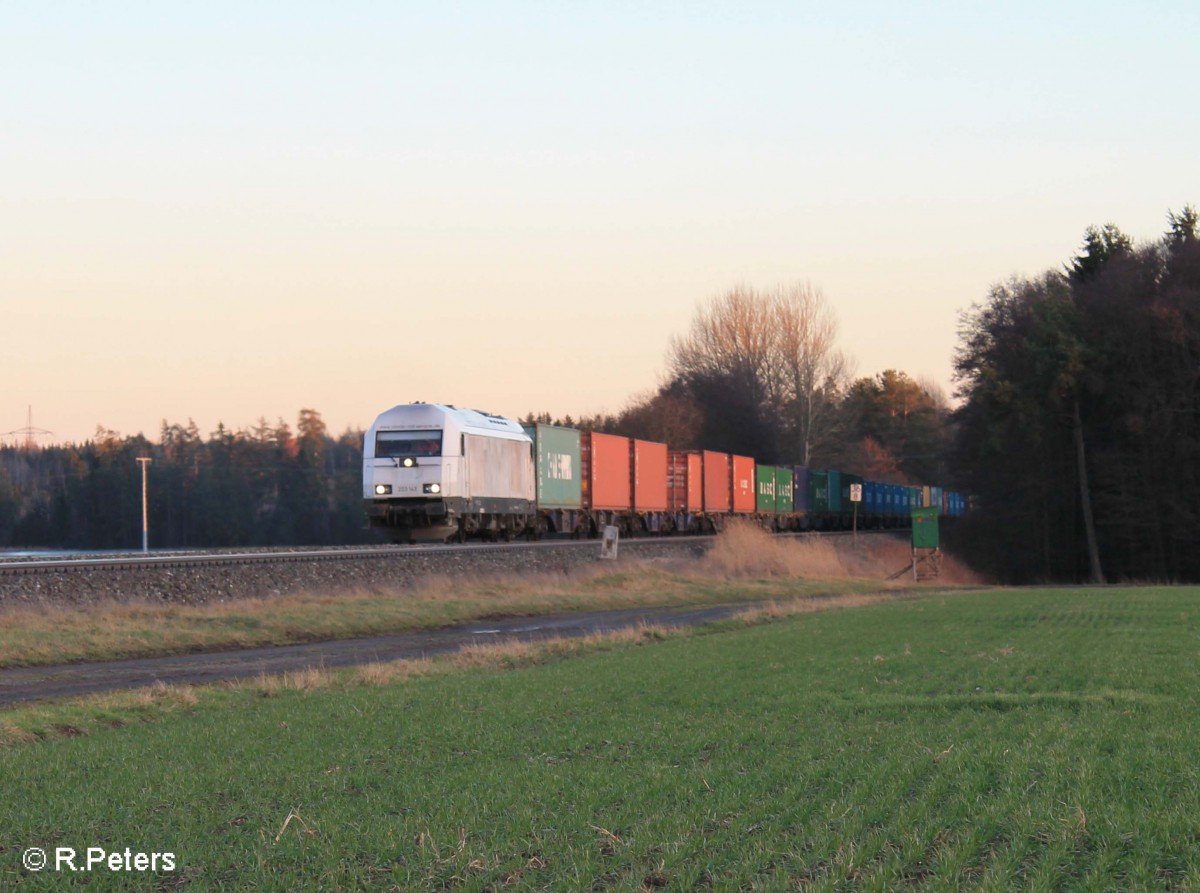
left=953, top=208, right=1200, bottom=582
left=0, top=411, right=378, bottom=550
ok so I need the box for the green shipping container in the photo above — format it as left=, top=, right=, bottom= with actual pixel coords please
left=911, top=507, right=939, bottom=548
left=810, top=470, right=829, bottom=513
left=756, top=465, right=778, bottom=513
left=523, top=424, right=582, bottom=509
left=776, top=467, right=794, bottom=513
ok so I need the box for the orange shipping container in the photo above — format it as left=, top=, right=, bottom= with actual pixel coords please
left=631, top=440, right=668, bottom=512
left=702, top=451, right=731, bottom=513
left=581, top=432, right=632, bottom=511
left=668, top=451, right=703, bottom=512
left=732, top=455, right=756, bottom=513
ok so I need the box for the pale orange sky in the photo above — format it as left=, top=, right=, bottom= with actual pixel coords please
left=4, top=3, right=1196, bottom=444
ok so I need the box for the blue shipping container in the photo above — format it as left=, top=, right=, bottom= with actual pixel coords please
left=792, top=466, right=811, bottom=514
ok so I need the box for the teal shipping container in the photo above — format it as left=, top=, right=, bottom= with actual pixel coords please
left=523, top=424, right=582, bottom=509
left=828, top=470, right=843, bottom=513
left=810, top=470, right=829, bottom=513
left=756, top=465, right=778, bottom=513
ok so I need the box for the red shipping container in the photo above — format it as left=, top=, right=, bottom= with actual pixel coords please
left=631, top=439, right=668, bottom=512
left=732, top=455, right=756, bottom=513
left=702, top=451, right=731, bottom=513
left=668, top=451, right=703, bottom=512
left=581, top=431, right=632, bottom=511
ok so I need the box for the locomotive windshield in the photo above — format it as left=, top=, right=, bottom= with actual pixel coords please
left=375, top=430, right=442, bottom=458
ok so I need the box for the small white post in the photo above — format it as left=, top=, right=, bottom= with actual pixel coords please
left=600, top=525, right=619, bottom=560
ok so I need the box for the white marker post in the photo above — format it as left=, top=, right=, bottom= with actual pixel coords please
left=600, top=525, right=619, bottom=560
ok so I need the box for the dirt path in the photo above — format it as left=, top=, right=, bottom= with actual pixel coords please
left=0, top=603, right=749, bottom=705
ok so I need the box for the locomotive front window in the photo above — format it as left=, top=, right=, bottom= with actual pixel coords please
left=376, top=430, right=442, bottom=459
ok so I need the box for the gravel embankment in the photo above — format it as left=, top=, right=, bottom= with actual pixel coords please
left=0, top=539, right=710, bottom=608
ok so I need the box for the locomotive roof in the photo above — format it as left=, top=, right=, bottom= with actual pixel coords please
left=369, top=403, right=529, bottom=438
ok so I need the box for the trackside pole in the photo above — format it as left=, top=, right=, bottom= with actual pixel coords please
left=136, top=457, right=152, bottom=553
left=849, top=483, right=862, bottom=547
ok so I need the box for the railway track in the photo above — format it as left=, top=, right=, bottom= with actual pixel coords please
left=0, top=529, right=898, bottom=577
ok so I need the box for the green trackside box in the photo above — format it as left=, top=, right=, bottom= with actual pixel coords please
left=756, top=465, right=778, bottom=513
left=911, top=507, right=939, bottom=549
left=522, top=424, right=582, bottom=509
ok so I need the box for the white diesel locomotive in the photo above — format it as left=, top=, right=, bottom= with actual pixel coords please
left=364, top=403, right=535, bottom=542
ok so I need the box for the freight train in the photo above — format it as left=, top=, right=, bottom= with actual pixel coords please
left=364, top=402, right=966, bottom=543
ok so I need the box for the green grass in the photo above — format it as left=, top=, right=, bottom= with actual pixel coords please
left=3, top=586, right=1200, bottom=890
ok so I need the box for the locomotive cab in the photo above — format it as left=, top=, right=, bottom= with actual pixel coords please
left=364, top=403, right=535, bottom=542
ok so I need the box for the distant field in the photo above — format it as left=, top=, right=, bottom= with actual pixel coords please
left=3, top=585, right=1199, bottom=890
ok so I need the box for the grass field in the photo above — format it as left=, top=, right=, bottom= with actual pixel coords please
left=3, top=584, right=1199, bottom=890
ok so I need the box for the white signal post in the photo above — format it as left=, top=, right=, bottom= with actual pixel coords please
left=849, top=483, right=863, bottom=546
left=137, top=457, right=152, bottom=553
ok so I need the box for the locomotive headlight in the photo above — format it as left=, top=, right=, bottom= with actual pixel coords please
left=374, top=484, right=392, bottom=495
left=402, top=457, right=415, bottom=468
left=423, top=483, right=441, bottom=494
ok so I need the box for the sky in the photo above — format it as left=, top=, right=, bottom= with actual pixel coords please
left=3, top=1, right=1197, bottom=445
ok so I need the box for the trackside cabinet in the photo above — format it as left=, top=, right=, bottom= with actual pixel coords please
left=911, top=507, right=939, bottom=549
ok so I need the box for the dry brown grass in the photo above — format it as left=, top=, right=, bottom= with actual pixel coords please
left=701, top=521, right=983, bottom=585
left=77, top=681, right=202, bottom=716
left=0, top=720, right=39, bottom=747
left=734, top=593, right=893, bottom=624
left=450, top=624, right=675, bottom=671
left=703, top=522, right=849, bottom=578
left=354, top=658, right=436, bottom=686
left=256, top=667, right=337, bottom=696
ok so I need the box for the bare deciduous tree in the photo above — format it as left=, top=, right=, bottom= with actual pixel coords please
left=770, top=282, right=851, bottom=464
left=668, top=283, right=850, bottom=464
